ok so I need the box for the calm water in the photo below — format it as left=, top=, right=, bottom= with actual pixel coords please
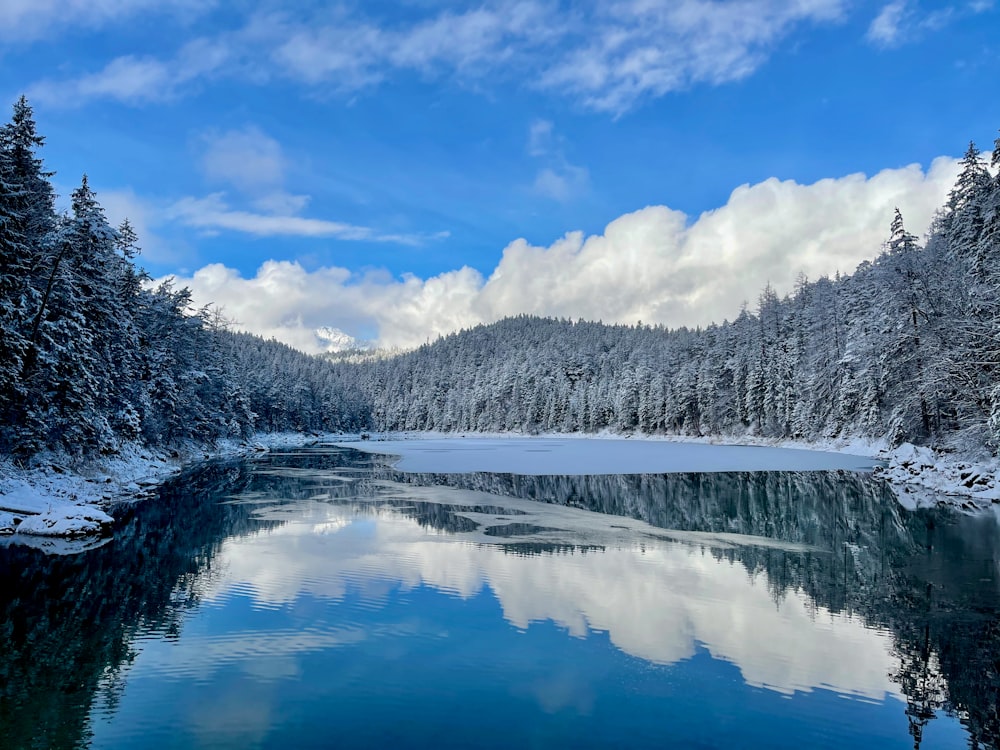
left=2, top=446, right=999, bottom=749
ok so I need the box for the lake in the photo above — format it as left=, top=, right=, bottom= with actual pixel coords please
left=1, top=443, right=998, bottom=749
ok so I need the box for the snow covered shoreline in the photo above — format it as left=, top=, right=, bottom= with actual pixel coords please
left=3, top=429, right=996, bottom=547
left=0, top=432, right=332, bottom=546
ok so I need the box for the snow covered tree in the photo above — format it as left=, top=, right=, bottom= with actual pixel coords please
left=941, top=142, right=991, bottom=264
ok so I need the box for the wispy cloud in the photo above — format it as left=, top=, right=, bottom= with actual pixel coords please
left=866, top=1, right=909, bottom=47
left=0, top=0, right=211, bottom=43
left=202, top=126, right=288, bottom=190
left=533, top=167, right=588, bottom=202
left=171, top=126, right=433, bottom=244
left=199, top=126, right=310, bottom=215
left=526, top=119, right=588, bottom=202
left=168, top=193, right=428, bottom=245
left=538, top=0, right=847, bottom=113
left=527, top=119, right=555, bottom=157
left=24, top=1, right=849, bottom=114
left=866, top=0, right=992, bottom=48
left=28, top=38, right=231, bottom=106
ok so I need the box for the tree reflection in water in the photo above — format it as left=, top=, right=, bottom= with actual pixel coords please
left=388, top=463, right=1000, bottom=748
left=0, top=446, right=997, bottom=749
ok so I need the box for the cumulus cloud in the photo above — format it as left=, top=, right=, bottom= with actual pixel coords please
left=174, top=261, right=484, bottom=352
left=25, top=1, right=847, bottom=114
left=164, top=156, right=962, bottom=353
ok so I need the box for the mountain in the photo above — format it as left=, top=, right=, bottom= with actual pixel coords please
left=315, top=326, right=371, bottom=353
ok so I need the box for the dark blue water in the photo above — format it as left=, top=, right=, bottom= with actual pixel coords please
left=1, top=446, right=998, bottom=749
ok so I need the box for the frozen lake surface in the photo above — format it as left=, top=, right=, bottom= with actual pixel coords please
left=340, top=436, right=880, bottom=474
left=1, top=444, right=992, bottom=749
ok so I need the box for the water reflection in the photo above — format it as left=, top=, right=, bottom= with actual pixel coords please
left=0, top=446, right=997, bottom=749
left=205, top=497, right=900, bottom=698
left=0, top=461, right=275, bottom=749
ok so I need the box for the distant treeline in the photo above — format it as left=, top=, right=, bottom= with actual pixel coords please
left=2, top=94, right=999, bottom=461
left=334, top=138, right=1000, bottom=455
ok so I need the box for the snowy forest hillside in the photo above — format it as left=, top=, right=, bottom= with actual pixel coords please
left=0, top=98, right=363, bottom=463
left=2, top=93, right=1000, bottom=465
left=337, top=139, right=1000, bottom=457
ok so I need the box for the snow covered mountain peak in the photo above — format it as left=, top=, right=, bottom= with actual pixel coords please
left=315, top=326, right=370, bottom=353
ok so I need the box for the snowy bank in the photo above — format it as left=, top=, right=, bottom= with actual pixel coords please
left=874, top=443, right=1000, bottom=510
left=0, top=432, right=335, bottom=544
left=0, top=477, right=113, bottom=537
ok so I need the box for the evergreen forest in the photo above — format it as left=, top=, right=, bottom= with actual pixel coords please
left=2, top=96, right=1000, bottom=464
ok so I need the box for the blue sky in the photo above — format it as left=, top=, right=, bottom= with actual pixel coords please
left=2, top=1, right=998, bottom=350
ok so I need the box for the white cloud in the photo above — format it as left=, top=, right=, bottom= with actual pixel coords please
left=168, top=193, right=423, bottom=243
left=866, top=0, right=992, bottom=48
left=388, top=5, right=548, bottom=72
left=28, top=37, right=230, bottom=106
left=251, top=192, right=311, bottom=216
left=164, top=155, right=962, bottom=353
left=539, top=0, right=847, bottom=112
left=0, top=0, right=210, bottom=43
left=271, top=3, right=553, bottom=90
left=271, top=20, right=387, bottom=90
left=867, top=1, right=909, bottom=47
left=85, top=138, right=411, bottom=267
left=202, top=126, right=287, bottom=191
left=160, top=127, right=428, bottom=244
left=527, top=119, right=555, bottom=157
left=26, top=1, right=847, bottom=114
left=169, top=260, right=483, bottom=352
left=199, top=126, right=310, bottom=216
left=533, top=166, right=588, bottom=202
left=526, top=119, right=589, bottom=202
left=29, top=56, right=175, bottom=106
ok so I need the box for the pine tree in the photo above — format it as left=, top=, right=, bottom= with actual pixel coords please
left=975, top=131, right=1000, bottom=282
left=0, top=115, right=30, bottom=449
left=943, top=142, right=991, bottom=263
left=0, top=98, right=58, bottom=453
left=877, top=209, right=934, bottom=438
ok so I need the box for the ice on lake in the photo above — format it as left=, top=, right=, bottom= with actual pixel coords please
left=340, top=436, right=880, bottom=475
